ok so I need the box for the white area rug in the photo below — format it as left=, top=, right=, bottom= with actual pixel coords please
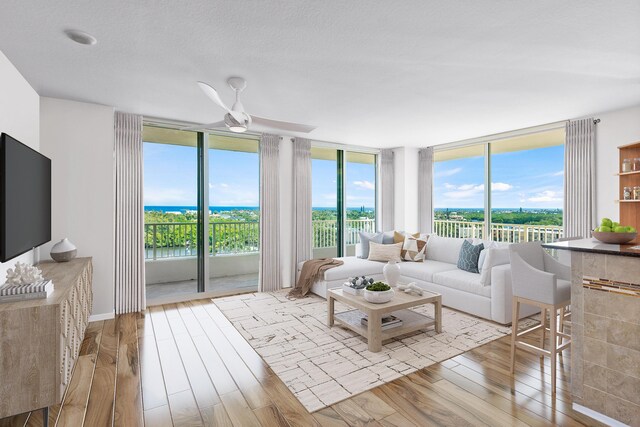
left=214, top=290, right=518, bottom=412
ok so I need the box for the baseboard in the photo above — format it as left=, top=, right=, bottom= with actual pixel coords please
left=573, top=403, right=628, bottom=427
left=89, top=311, right=115, bottom=322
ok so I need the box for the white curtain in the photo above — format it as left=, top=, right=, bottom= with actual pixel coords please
left=114, top=112, right=145, bottom=314
left=259, top=134, right=281, bottom=292
left=380, top=149, right=395, bottom=231
left=564, top=118, right=596, bottom=239
left=291, top=138, right=312, bottom=284
left=418, top=147, right=434, bottom=233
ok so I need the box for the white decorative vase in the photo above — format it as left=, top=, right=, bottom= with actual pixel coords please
left=50, top=238, right=77, bottom=262
left=383, top=259, right=401, bottom=287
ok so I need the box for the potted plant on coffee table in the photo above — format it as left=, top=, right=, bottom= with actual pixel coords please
left=364, top=282, right=395, bottom=303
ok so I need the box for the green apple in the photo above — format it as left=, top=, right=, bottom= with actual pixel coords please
left=614, top=226, right=627, bottom=233
left=612, top=222, right=620, bottom=228
left=593, top=226, right=601, bottom=232
left=600, top=225, right=612, bottom=232
left=627, top=226, right=637, bottom=233
left=601, top=218, right=613, bottom=228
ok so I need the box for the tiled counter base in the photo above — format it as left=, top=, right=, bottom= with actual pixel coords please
left=570, top=251, right=640, bottom=426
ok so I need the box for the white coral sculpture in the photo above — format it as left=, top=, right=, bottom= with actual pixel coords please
left=397, top=282, right=424, bottom=296
left=4, top=262, right=44, bottom=286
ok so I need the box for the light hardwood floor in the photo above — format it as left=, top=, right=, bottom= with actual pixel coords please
left=0, top=298, right=603, bottom=427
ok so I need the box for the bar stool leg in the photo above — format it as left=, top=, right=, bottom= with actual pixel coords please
left=539, top=308, right=546, bottom=358
left=549, top=306, right=557, bottom=396
left=558, top=306, right=565, bottom=347
left=510, top=299, right=520, bottom=374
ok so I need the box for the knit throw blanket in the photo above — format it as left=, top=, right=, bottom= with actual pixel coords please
left=288, top=258, right=344, bottom=298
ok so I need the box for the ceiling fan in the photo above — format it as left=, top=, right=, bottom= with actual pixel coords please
left=182, top=77, right=316, bottom=134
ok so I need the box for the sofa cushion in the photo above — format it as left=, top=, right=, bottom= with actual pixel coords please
left=398, top=260, right=458, bottom=283
left=426, top=235, right=467, bottom=264
left=432, top=269, right=491, bottom=297
left=479, top=247, right=511, bottom=286
left=319, top=257, right=385, bottom=281
left=358, top=231, right=384, bottom=259
left=457, top=240, right=484, bottom=273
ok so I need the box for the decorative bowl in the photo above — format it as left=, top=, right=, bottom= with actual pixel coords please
left=363, top=289, right=394, bottom=304
left=592, top=231, right=637, bottom=244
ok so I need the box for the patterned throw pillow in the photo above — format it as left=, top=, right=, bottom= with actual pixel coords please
left=401, top=236, right=428, bottom=261
left=368, top=242, right=403, bottom=262
left=457, top=240, right=484, bottom=273
left=393, top=231, right=420, bottom=245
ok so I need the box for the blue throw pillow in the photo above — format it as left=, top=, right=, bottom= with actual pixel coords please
left=457, top=240, right=484, bottom=273
left=358, top=231, right=384, bottom=259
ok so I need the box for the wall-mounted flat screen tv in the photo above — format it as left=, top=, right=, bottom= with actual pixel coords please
left=0, top=133, right=51, bottom=262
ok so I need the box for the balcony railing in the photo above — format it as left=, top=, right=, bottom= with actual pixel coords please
left=145, top=219, right=376, bottom=260
left=433, top=220, right=563, bottom=243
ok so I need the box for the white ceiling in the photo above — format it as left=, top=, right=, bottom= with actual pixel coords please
left=1, top=0, right=639, bottom=148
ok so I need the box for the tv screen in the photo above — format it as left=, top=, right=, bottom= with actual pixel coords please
left=0, top=133, right=51, bottom=262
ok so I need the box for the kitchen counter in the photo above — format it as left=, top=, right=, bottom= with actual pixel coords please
left=542, top=238, right=640, bottom=425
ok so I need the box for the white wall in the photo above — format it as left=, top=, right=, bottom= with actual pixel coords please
left=0, top=50, right=40, bottom=280
left=393, top=146, right=420, bottom=232
left=39, top=97, right=115, bottom=319
left=594, top=105, right=640, bottom=222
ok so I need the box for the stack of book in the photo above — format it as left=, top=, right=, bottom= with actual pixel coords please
left=361, top=314, right=403, bottom=330
left=0, top=280, right=54, bottom=303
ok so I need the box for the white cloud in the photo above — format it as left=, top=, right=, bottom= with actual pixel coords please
left=144, top=187, right=196, bottom=205
left=353, top=180, right=375, bottom=190
left=441, top=182, right=512, bottom=200
left=552, top=170, right=564, bottom=176
left=527, top=190, right=562, bottom=203
left=492, top=182, right=513, bottom=191
left=435, top=167, right=462, bottom=178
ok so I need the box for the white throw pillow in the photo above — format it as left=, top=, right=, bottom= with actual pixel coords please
left=368, top=242, right=403, bottom=262
left=479, top=247, right=511, bottom=286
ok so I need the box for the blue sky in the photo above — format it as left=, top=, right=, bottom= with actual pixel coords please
left=144, top=142, right=376, bottom=208
left=434, top=145, right=564, bottom=209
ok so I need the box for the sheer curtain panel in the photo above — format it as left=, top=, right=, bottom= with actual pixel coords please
left=380, top=149, right=395, bottom=231
left=291, top=138, right=312, bottom=284
left=259, top=134, right=282, bottom=292
left=418, top=147, right=434, bottom=234
left=114, top=112, right=145, bottom=314
left=564, top=118, right=596, bottom=239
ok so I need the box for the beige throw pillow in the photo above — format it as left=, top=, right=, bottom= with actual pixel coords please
left=368, top=242, right=403, bottom=262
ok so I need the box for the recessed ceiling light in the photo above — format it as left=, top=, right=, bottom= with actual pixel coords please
left=64, top=29, right=97, bottom=46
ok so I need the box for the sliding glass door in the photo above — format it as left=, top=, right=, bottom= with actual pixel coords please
left=142, top=125, right=259, bottom=304
left=207, top=134, right=260, bottom=292
left=311, top=146, right=378, bottom=258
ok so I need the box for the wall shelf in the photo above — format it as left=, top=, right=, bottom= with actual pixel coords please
left=616, top=171, right=640, bottom=176
left=616, top=200, right=640, bottom=203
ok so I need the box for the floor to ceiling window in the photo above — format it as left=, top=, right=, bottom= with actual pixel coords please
left=143, top=125, right=259, bottom=304
left=207, top=133, right=260, bottom=292
left=433, top=128, right=565, bottom=243
left=311, top=146, right=377, bottom=258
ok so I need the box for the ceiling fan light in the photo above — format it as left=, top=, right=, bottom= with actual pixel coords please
left=228, top=125, right=247, bottom=133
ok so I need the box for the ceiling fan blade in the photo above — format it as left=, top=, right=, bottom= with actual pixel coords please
left=250, top=115, right=317, bottom=133
left=179, top=120, right=226, bottom=132
left=197, top=81, right=232, bottom=112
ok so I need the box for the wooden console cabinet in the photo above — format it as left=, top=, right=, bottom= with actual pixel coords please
left=0, top=258, right=93, bottom=420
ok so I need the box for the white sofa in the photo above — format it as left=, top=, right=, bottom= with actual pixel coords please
left=303, top=235, right=539, bottom=324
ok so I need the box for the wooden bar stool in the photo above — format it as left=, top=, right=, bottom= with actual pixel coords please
left=508, top=241, right=572, bottom=396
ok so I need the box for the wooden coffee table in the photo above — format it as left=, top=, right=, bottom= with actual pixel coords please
left=327, top=288, right=442, bottom=352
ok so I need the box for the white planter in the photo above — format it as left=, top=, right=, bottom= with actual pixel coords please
left=364, top=288, right=394, bottom=304
left=383, top=259, right=401, bottom=286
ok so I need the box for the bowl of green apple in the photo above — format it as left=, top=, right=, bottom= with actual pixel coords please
left=592, top=218, right=637, bottom=244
